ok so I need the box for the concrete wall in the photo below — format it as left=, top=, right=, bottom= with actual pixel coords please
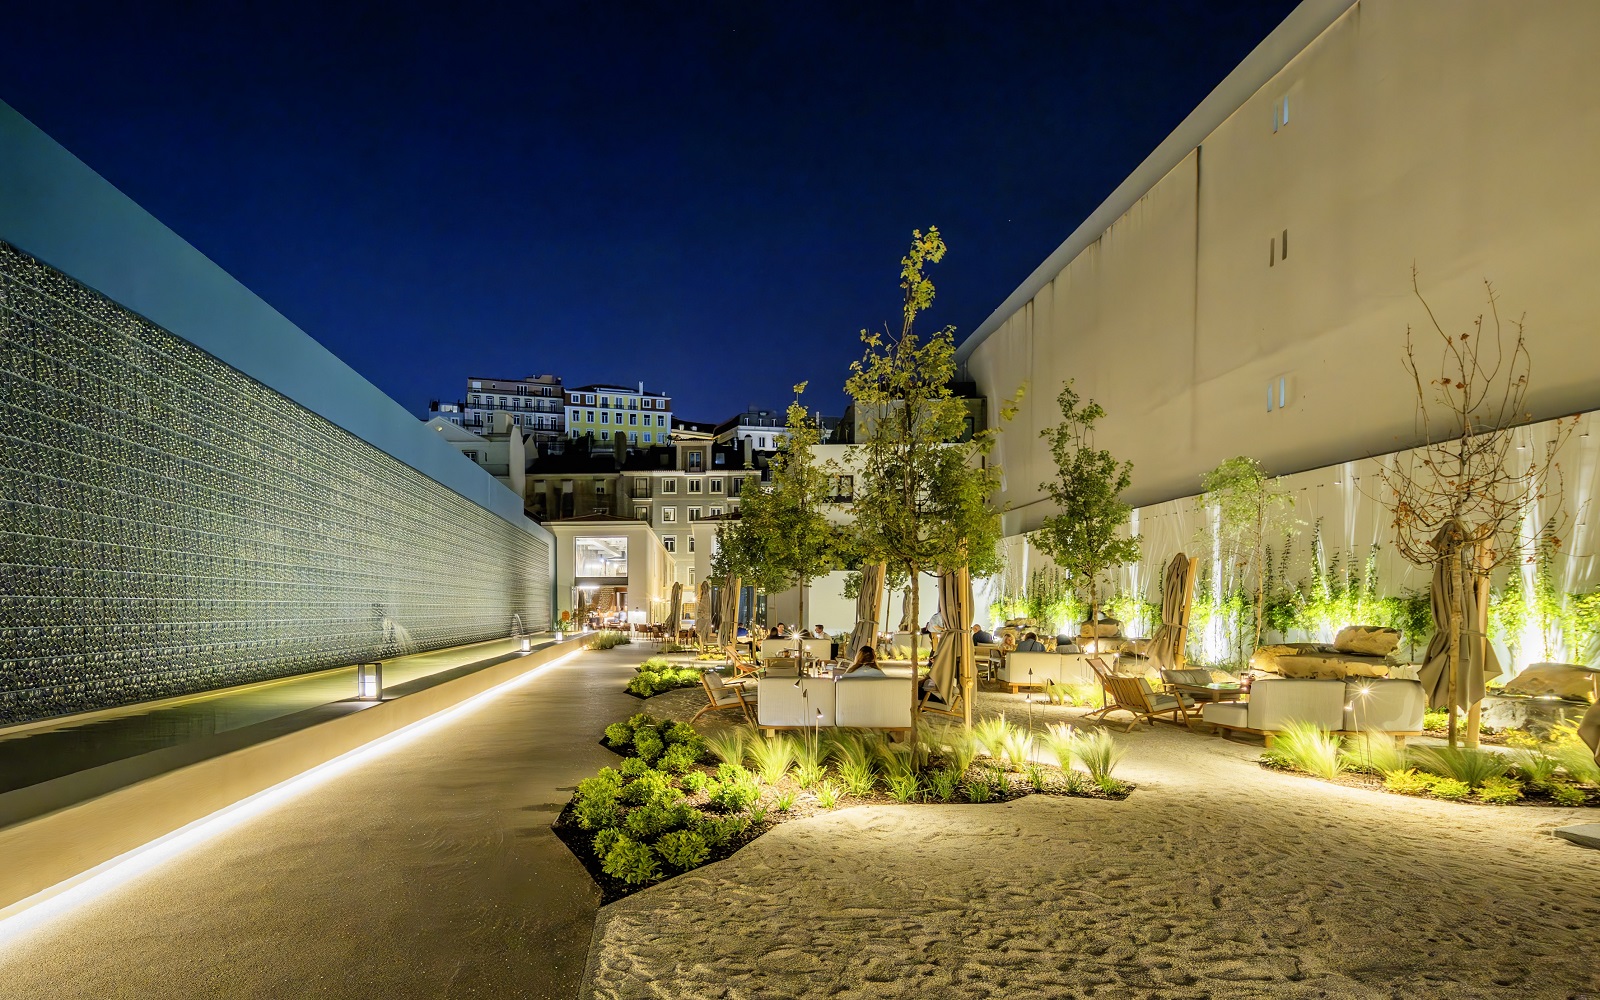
left=963, top=0, right=1600, bottom=528
left=0, top=100, right=555, bottom=725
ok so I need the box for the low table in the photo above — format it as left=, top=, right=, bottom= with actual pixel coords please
left=1170, top=682, right=1246, bottom=706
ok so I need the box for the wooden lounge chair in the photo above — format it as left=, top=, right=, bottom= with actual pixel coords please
left=693, top=672, right=757, bottom=726
left=1088, top=656, right=1196, bottom=731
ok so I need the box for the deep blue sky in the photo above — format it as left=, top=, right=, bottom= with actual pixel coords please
left=1, top=1, right=1297, bottom=422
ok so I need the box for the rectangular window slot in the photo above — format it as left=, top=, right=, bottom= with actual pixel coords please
left=1281, top=229, right=1288, bottom=260
left=1269, top=237, right=1275, bottom=267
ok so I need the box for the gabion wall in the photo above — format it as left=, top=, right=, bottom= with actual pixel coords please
left=0, top=241, right=550, bottom=725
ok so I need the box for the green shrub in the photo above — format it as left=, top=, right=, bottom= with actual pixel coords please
left=826, top=732, right=881, bottom=795
left=680, top=769, right=709, bottom=794
left=998, top=727, right=1035, bottom=769
left=1549, top=783, right=1588, bottom=806
left=1410, top=746, right=1509, bottom=788
left=659, top=743, right=701, bottom=775
left=619, top=757, right=651, bottom=779
left=709, top=772, right=760, bottom=812
left=604, top=722, right=634, bottom=746
left=698, top=816, right=747, bottom=849
left=1340, top=731, right=1409, bottom=776
left=1261, top=721, right=1343, bottom=781
left=578, top=768, right=624, bottom=797
left=972, top=716, right=1011, bottom=762
left=923, top=723, right=979, bottom=774
left=654, top=830, right=710, bottom=869
left=1422, top=708, right=1451, bottom=732
left=1383, top=768, right=1439, bottom=795
left=773, top=789, right=798, bottom=812
left=1547, top=738, right=1600, bottom=786
left=591, top=631, right=632, bottom=650
left=747, top=736, right=796, bottom=785
left=703, top=728, right=749, bottom=767
left=592, top=827, right=624, bottom=858
left=1093, top=774, right=1126, bottom=796
left=965, top=776, right=993, bottom=803
left=1502, top=728, right=1542, bottom=749
left=620, top=770, right=671, bottom=806
left=714, top=762, right=747, bottom=785
left=1042, top=723, right=1080, bottom=775
left=1071, top=728, right=1126, bottom=785
left=814, top=780, right=842, bottom=809
left=623, top=802, right=679, bottom=840
left=1430, top=777, right=1472, bottom=800
left=1063, top=681, right=1103, bottom=709
left=663, top=721, right=701, bottom=748
left=1060, top=768, right=1089, bottom=795
left=573, top=792, right=622, bottom=831
left=632, top=728, right=665, bottom=764
left=927, top=766, right=961, bottom=802
left=794, top=737, right=826, bottom=788
left=600, top=836, right=659, bottom=884
left=1475, top=776, right=1524, bottom=805
left=625, top=665, right=703, bottom=698
left=1511, top=748, right=1560, bottom=786
left=1023, top=762, right=1049, bottom=792
left=886, top=771, right=921, bottom=803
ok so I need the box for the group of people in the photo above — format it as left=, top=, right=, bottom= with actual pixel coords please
left=763, top=623, right=830, bottom=640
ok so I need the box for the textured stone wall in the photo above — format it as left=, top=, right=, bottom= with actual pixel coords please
left=0, top=242, right=550, bottom=725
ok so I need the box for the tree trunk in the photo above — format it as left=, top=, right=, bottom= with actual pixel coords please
left=797, top=574, right=808, bottom=667
left=1446, top=546, right=1464, bottom=749
left=1467, top=548, right=1493, bottom=749
left=909, top=564, right=921, bottom=753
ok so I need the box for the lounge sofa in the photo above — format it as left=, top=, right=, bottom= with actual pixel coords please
left=1201, top=676, right=1425, bottom=744
left=755, top=672, right=912, bottom=734
left=996, top=650, right=1096, bottom=692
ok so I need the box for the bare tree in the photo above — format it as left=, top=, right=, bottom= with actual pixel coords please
left=1374, top=270, right=1573, bottom=747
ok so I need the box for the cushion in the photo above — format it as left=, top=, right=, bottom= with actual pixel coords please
left=1202, top=702, right=1249, bottom=728
left=1333, top=626, right=1402, bottom=658
left=1250, top=643, right=1329, bottom=675
left=1277, top=653, right=1391, bottom=680
left=1078, top=622, right=1122, bottom=639
left=1500, top=662, right=1600, bottom=703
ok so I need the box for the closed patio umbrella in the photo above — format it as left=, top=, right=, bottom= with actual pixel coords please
left=925, top=567, right=974, bottom=725
left=668, top=582, right=683, bottom=641
left=1418, top=520, right=1502, bottom=716
left=717, top=574, right=741, bottom=648
left=696, top=580, right=713, bottom=647
left=849, top=562, right=886, bottom=661
left=1147, top=553, right=1197, bottom=671
left=898, top=586, right=913, bottom=633
left=575, top=592, right=589, bottom=629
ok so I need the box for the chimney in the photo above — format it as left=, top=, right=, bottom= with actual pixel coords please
left=742, top=436, right=753, bottom=467
left=638, top=380, right=644, bottom=394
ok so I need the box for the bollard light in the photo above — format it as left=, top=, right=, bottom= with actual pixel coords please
left=357, top=662, right=384, bottom=701
left=520, top=638, right=532, bottom=653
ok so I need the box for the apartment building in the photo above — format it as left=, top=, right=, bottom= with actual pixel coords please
left=565, top=382, right=673, bottom=447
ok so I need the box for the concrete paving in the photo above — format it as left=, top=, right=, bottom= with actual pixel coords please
left=0, top=641, right=653, bottom=999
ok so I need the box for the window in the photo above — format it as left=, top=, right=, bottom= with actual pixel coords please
left=595, top=481, right=607, bottom=495
left=687, top=534, right=695, bottom=553
left=500, top=396, right=508, bottom=406
left=585, top=394, right=595, bottom=404
left=643, top=399, right=653, bottom=409
left=709, top=506, right=722, bottom=518
left=574, top=536, right=627, bottom=577
left=614, top=411, right=623, bottom=424
left=601, top=431, right=610, bottom=440
left=688, top=479, right=703, bottom=494
left=587, top=410, right=596, bottom=422
left=570, top=429, right=580, bottom=439
left=600, top=412, right=609, bottom=424
left=689, top=451, right=704, bottom=472
left=1273, top=94, right=1290, bottom=131
left=629, top=432, right=638, bottom=443
left=600, top=396, right=610, bottom=407
left=688, top=507, right=702, bottom=521
left=463, top=450, right=479, bottom=462
left=657, top=415, right=666, bottom=427
left=629, top=413, right=637, bottom=425
left=470, top=394, right=481, bottom=405
left=757, top=436, right=767, bottom=449
left=689, top=569, right=696, bottom=586
left=832, top=474, right=854, bottom=501
left=662, top=479, right=677, bottom=494
left=710, top=478, right=723, bottom=493
left=533, top=480, right=545, bottom=491
left=643, top=432, right=652, bottom=443
left=662, top=535, right=676, bottom=553
left=662, top=508, right=677, bottom=523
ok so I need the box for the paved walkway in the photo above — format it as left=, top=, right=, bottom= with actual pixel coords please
left=0, top=641, right=653, bottom=999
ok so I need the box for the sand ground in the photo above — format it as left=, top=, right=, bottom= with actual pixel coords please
left=584, top=685, right=1600, bottom=1000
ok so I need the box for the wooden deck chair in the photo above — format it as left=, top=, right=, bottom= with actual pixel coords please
left=725, top=643, right=760, bottom=679
left=1095, top=668, right=1196, bottom=732
left=1082, top=655, right=1119, bottom=721
left=693, top=672, right=757, bottom=726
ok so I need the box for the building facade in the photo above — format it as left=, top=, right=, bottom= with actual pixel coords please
left=455, top=373, right=566, bottom=445
left=565, top=382, right=673, bottom=448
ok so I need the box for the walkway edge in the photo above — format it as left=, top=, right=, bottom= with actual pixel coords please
left=0, top=635, right=594, bottom=920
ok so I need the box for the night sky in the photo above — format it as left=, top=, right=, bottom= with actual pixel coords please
left=1, top=1, right=1297, bottom=423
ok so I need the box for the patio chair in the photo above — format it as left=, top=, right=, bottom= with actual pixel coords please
left=693, top=671, right=757, bottom=726
left=1088, top=656, right=1196, bottom=731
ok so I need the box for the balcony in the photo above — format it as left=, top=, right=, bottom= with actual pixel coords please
left=631, top=484, right=653, bottom=499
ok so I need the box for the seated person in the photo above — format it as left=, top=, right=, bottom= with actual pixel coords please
left=735, top=624, right=750, bottom=639
left=971, top=623, right=1000, bottom=646
left=842, top=645, right=883, bottom=675
left=1015, top=631, right=1046, bottom=652
left=1054, top=635, right=1082, bottom=653
left=766, top=625, right=783, bottom=639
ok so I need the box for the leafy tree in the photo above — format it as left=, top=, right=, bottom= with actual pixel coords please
left=1199, top=456, right=1296, bottom=651
left=1033, top=381, right=1140, bottom=632
left=846, top=227, right=1013, bottom=721
left=731, top=385, right=842, bottom=655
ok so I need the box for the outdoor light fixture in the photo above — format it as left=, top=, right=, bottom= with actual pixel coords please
left=521, top=638, right=532, bottom=653
left=357, top=662, right=383, bottom=701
